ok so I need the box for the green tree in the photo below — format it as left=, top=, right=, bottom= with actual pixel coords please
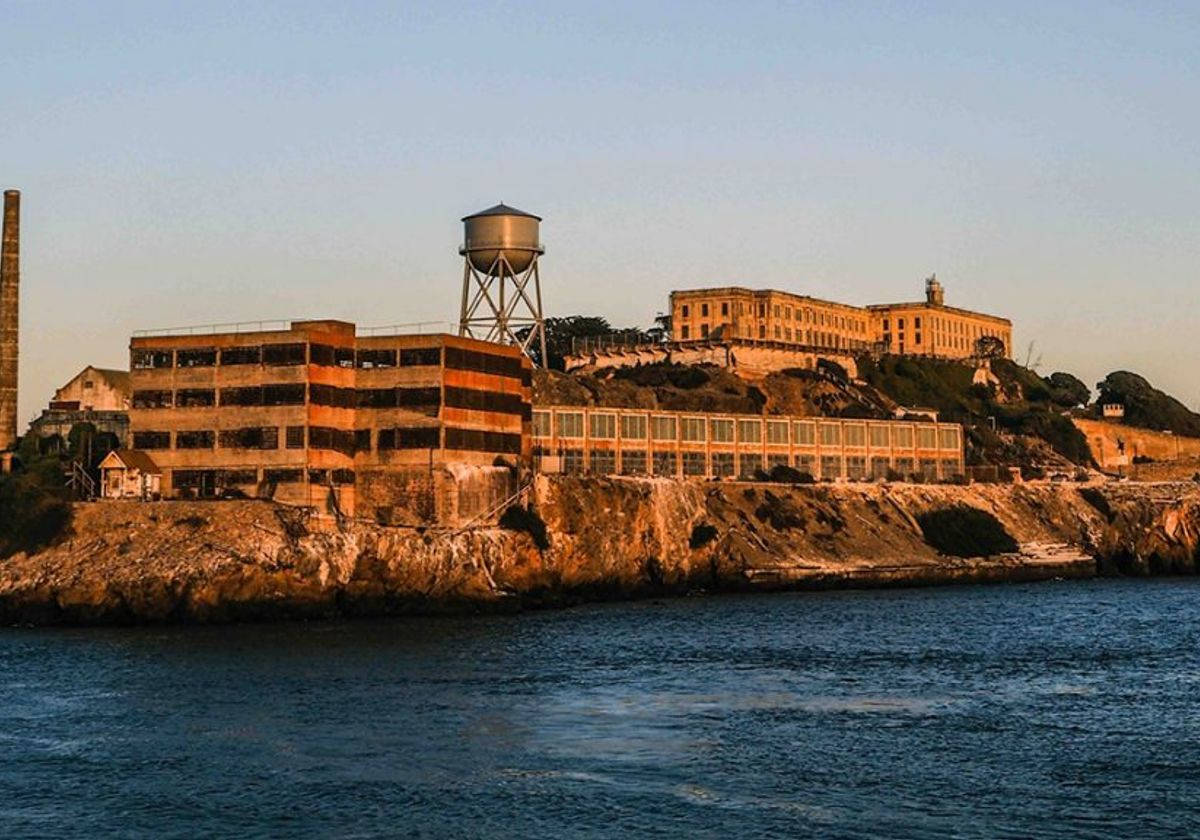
left=1043, top=372, right=1091, bottom=409
left=0, top=437, right=73, bottom=558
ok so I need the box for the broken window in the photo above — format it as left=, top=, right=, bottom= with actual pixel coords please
left=652, top=451, right=677, bottom=477
left=682, top=451, right=706, bottom=476
left=589, top=450, right=616, bottom=475
left=132, top=431, right=171, bottom=449
left=308, top=384, right=355, bottom=408
left=220, top=469, right=259, bottom=486
left=444, top=426, right=520, bottom=454
left=286, top=426, right=305, bottom=449
left=331, top=469, right=356, bottom=485
left=262, top=343, right=306, bottom=366
left=356, top=348, right=397, bottom=369
left=354, top=429, right=371, bottom=453
left=175, top=430, right=215, bottom=449
left=378, top=426, right=440, bottom=450
left=443, top=386, right=524, bottom=416
left=307, top=469, right=329, bottom=485
left=220, top=345, right=262, bottom=366
left=308, top=344, right=352, bottom=367
left=619, top=450, right=647, bottom=475
left=220, top=387, right=263, bottom=407
left=357, top=388, right=398, bottom=409
left=443, top=346, right=524, bottom=378
left=172, top=469, right=217, bottom=491
left=401, top=347, right=443, bottom=367
left=263, top=468, right=303, bottom=484
left=397, top=387, right=442, bottom=416
left=217, top=427, right=279, bottom=450
left=307, top=426, right=356, bottom=456
left=175, top=389, right=216, bottom=407
left=132, top=349, right=173, bottom=370
left=132, top=390, right=173, bottom=409
left=176, top=348, right=217, bottom=368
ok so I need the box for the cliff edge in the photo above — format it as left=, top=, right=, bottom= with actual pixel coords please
left=2, top=478, right=1198, bottom=625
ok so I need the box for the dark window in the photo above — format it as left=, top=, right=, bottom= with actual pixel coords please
left=307, top=426, right=356, bottom=456
left=354, top=429, right=371, bottom=453
left=220, top=345, right=261, bottom=366
left=681, top=305, right=689, bottom=317
left=309, top=343, right=335, bottom=366
left=356, top=348, right=397, bottom=369
left=220, top=469, right=258, bottom=486
left=681, top=325, right=690, bottom=339
left=176, top=389, right=215, bottom=407
left=309, top=384, right=356, bottom=408
left=378, top=427, right=440, bottom=449
left=262, top=343, right=306, bottom=366
left=217, top=427, right=279, bottom=450
left=443, top=346, right=524, bottom=378
left=721, top=302, right=729, bottom=316
left=173, top=469, right=216, bottom=491
left=307, top=469, right=329, bottom=485
left=176, top=348, right=216, bottom=368
left=357, top=388, right=398, bottom=408
left=133, top=431, right=170, bottom=449
left=400, top=347, right=442, bottom=367
left=132, top=390, right=172, bottom=409
left=286, top=426, right=305, bottom=449
left=263, top=384, right=306, bottom=406
left=131, top=349, right=173, bottom=369
left=443, top=426, right=522, bottom=455
left=263, top=468, right=303, bottom=484
left=331, top=469, right=356, bottom=485
left=915, top=317, right=922, bottom=329
left=443, top=386, right=526, bottom=416
left=397, top=387, right=442, bottom=416
left=220, top=387, right=262, bottom=407
left=309, top=344, right=353, bottom=367
left=175, top=430, right=214, bottom=449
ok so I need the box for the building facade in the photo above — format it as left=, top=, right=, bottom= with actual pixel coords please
left=532, top=405, right=964, bottom=481
left=128, top=321, right=531, bottom=523
left=670, top=276, right=1011, bottom=360
left=27, top=365, right=131, bottom=452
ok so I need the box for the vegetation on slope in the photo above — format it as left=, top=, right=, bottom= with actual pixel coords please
left=1095, top=371, right=1200, bottom=437
left=0, top=438, right=73, bottom=558
left=856, top=356, right=1093, bottom=465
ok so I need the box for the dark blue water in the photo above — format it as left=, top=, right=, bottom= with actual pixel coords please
left=3, top=579, right=1200, bottom=839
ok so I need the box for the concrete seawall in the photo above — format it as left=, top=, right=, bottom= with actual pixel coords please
left=1, top=478, right=1197, bottom=625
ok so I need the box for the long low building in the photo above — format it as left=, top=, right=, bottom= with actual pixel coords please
left=128, top=320, right=531, bottom=524
left=532, top=406, right=964, bottom=481
left=670, top=276, right=1011, bottom=360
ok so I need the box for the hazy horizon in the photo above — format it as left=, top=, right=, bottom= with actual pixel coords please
left=4, top=1, right=1198, bottom=423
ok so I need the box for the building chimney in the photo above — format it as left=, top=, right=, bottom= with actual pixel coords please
left=0, top=189, right=19, bottom=452
left=925, top=273, right=944, bottom=307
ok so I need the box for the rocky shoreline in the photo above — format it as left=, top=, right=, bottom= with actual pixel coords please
left=1, top=477, right=1198, bottom=625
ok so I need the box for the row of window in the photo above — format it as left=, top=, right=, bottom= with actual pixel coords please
left=679, top=300, right=869, bottom=334
left=134, top=423, right=522, bottom=455
left=172, top=467, right=356, bottom=490
left=132, top=384, right=528, bottom=417
left=533, top=411, right=959, bottom=450
left=538, top=447, right=962, bottom=480
left=131, top=342, right=528, bottom=380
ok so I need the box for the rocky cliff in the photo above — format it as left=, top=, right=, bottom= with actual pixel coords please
left=1, top=478, right=1198, bottom=625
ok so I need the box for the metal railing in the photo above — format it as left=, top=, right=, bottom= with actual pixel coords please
left=132, top=319, right=298, bottom=337
left=357, top=320, right=457, bottom=337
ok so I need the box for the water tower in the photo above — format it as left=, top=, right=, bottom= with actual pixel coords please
left=457, top=203, right=547, bottom=366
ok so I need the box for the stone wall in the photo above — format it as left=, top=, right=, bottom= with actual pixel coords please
left=1074, top=417, right=1200, bottom=469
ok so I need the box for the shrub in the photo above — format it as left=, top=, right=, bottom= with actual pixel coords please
left=916, top=506, right=1019, bottom=557
left=689, top=523, right=718, bottom=549
left=0, top=441, right=73, bottom=558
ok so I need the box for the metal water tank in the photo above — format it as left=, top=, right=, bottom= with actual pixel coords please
left=461, top=203, right=542, bottom=275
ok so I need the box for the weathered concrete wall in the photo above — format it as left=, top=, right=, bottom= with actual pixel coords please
left=1074, top=417, right=1200, bottom=469
left=2, top=478, right=1197, bottom=625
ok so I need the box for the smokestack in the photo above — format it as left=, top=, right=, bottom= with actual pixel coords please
left=0, top=189, right=18, bottom=452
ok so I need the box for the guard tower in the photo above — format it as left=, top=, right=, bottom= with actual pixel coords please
left=457, top=203, right=547, bottom=366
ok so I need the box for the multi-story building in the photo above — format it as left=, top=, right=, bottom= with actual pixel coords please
left=670, top=276, right=1011, bottom=360
left=532, top=405, right=964, bottom=481
left=28, top=365, right=131, bottom=451
left=128, top=320, right=531, bottom=524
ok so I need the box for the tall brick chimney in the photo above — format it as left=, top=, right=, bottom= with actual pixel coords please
left=0, top=189, right=19, bottom=451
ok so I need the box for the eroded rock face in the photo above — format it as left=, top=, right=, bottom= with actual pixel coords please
left=1, top=479, right=1197, bottom=625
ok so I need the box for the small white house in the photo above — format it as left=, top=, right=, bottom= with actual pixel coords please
left=99, top=449, right=162, bottom=500
left=1102, top=403, right=1126, bottom=419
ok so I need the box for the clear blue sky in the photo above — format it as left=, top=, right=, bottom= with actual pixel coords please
left=4, top=1, right=1198, bottom=422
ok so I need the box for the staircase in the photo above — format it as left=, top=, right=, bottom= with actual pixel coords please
left=66, top=460, right=97, bottom=501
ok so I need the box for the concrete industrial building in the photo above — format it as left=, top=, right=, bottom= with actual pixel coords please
left=128, top=320, right=531, bottom=524
left=27, top=366, right=132, bottom=452
left=670, top=276, right=1012, bottom=360
left=532, top=406, right=964, bottom=481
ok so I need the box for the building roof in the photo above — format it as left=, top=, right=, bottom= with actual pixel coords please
left=100, top=449, right=161, bottom=474
left=89, top=367, right=131, bottom=393
left=865, top=301, right=1012, bottom=324
left=462, top=203, right=541, bottom=222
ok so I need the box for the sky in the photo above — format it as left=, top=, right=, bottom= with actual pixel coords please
left=2, top=0, right=1198, bottom=423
